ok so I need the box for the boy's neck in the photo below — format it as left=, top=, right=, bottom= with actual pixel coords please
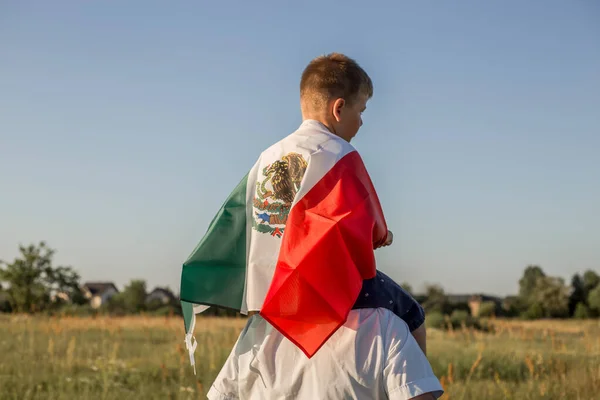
left=302, top=116, right=336, bottom=136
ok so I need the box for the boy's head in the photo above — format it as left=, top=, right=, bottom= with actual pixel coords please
left=300, top=53, right=373, bottom=142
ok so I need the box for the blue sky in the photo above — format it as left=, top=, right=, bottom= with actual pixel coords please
left=1, top=1, right=599, bottom=296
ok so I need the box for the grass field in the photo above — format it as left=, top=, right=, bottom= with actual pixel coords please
left=1, top=315, right=599, bottom=399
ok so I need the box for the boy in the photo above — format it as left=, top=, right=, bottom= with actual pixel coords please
left=182, top=53, right=442, bottom=399
left=292, top=52, right=428, bottom=354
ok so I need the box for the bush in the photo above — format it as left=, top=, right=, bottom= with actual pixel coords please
left=152, top=306, right=179, bottom=317
left=478, top=301, right=497, bottom=317
left=588, top=284, right=600, bottom=314
left=0, top=300, right=12, bottom=313
left=447, top=302, right=470, bottom=316
left=102, top=294, right=127, bottom=315
left=573, top=302, right=591, bottom=319
left=450, top=310, right=471, bottom=327
left=425, top=311, right=445, bottom=329
left=0, top=293, right=12, bottom=313
left=502, top=296, right=527, bottom=318
left=522, top=302, right=544, bottom=320
left=147, top=299, right=165, bottom=312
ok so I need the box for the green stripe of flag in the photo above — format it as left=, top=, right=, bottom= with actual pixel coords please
left=180, top=173, right=248, bottom=327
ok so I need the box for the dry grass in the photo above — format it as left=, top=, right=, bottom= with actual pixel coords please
left=0, top=314, right=599, bottom=399
left=429, top=318, right=600, bottom=399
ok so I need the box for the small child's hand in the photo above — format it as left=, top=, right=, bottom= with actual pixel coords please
left=383, top=230, right=393, bottom=247
left=376, top=230, right=393, bottom=249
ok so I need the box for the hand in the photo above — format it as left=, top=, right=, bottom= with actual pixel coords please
left=377, top=230, right=393, bottom=249
left=383, top=230, right=393, bottom=247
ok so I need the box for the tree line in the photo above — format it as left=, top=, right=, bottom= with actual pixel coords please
left=400, top=264, right=600, bottom=321
left=1, top=242, right=599, bottom=320
left=0, top=242, right=180, bottom=316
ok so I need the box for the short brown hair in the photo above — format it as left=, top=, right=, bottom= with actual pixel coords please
left=300, top=53, right=373, bottom=109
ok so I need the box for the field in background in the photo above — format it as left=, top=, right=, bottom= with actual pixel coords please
left=1, top=315, right=599, bottom=399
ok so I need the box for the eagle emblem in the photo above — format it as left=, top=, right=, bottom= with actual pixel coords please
left=252, top=152, right=308, bottom=238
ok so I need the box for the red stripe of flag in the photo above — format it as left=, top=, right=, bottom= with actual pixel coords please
left=260, top=151, right=388, bottom=357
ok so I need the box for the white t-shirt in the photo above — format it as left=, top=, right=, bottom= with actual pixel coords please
left=207, top=308, right=444, bottom=400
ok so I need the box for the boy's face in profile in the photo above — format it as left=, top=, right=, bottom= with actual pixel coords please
left=331, top=93, right=369, bottom=143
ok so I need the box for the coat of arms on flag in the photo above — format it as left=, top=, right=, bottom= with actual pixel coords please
left=252, top=152, right=308, bottom=238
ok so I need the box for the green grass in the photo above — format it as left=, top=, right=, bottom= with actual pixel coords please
left=0, top=315, right=599, bottom=399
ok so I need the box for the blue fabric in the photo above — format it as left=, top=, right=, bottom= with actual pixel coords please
left=352, top=270, right=425, bottom=332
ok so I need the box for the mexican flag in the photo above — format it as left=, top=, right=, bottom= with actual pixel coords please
left=180, top=120, right=388, bottom=370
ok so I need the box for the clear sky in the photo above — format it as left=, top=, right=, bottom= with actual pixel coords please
left=1, top=1, right=599, bottom=296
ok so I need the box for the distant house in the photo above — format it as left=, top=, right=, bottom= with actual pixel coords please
left=82, top=282, right=119, bottom=309
left=146, top=287, right=176, bottom=305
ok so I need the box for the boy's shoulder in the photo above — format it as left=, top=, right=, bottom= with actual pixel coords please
left=258, top=121, right=356, bottom=162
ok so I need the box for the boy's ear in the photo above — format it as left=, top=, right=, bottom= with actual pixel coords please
left=332, top=98, right=345, bottom=122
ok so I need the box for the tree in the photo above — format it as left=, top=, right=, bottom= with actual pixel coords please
left=518, top=265, right=546, bottom=304
left=574, top=302, right=590, bottom=319
left=588, top=284, right=600, bottom=315
left=517, top=268, right=569, bottom=319
left=532, top=276, right=570, bottom=318
left=523, top=302, right=544, bottom=320
left=583, top=270, right=600, bottom=294
left=120, top=279, right=147, bottom=313
left=0, top=242, right=81, bottom=313
left=422, top=284, right=449, bottom=314
left=569, top=274, right=586, bottom=316
left=502, top=296, right=527, bottom=317
left=104, top=292, right=127, bottom=315
left=516, top=265, right=572, bottom=319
